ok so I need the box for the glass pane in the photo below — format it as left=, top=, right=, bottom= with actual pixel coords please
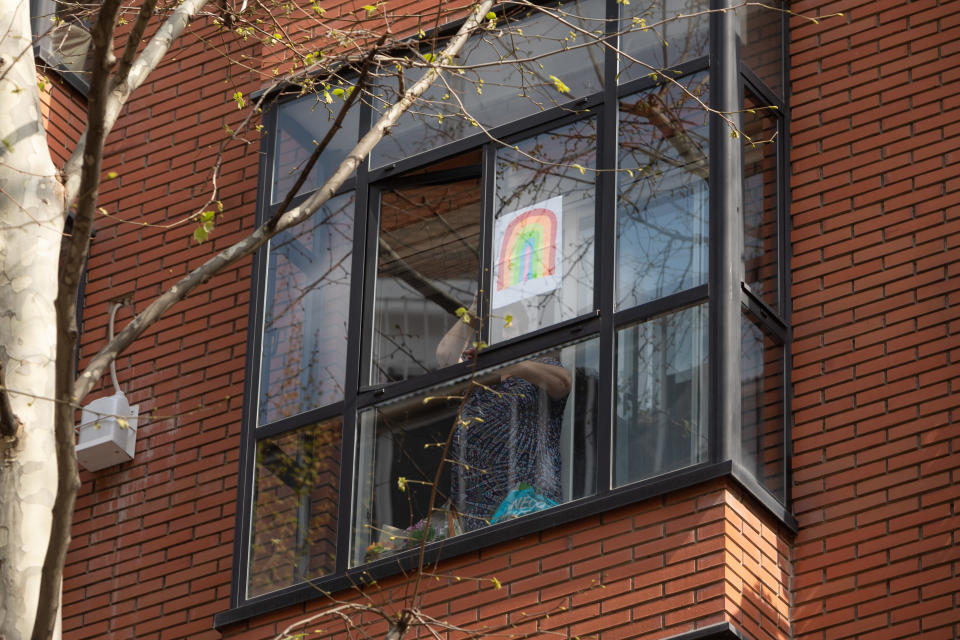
left=614, top=304, right=708, bottom=486
left=372, top=177, right=481, bottom=384
left=272, top=95, right=360, bottom=203
left=743, top=91, right=779, bottom=312
left=738, top=1, right=782, bottom=98
left=741, top=314, right=785, bottom=502
left=489, top=118, right=596, bottom=343
left=616, top=73, right=708, bottom=309
left=259, top=192, right=354, bottom=424
left=248, top=420, right=341, bottom=597
left=371, top=0, right=605, bottom=167
left=619, top=0, right=709, bottom=84
left=353, top=338, right=599, bottom=566
left=34, top=0, right=94, bottom=79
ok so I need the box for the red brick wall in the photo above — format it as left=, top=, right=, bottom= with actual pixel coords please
left=790, top=1, right=960, bottom=638
left=219, top=480, right=790, bottom=640
left=39, top=75, right=87, bottom=167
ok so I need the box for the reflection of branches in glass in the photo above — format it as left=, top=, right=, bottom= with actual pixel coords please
left=619, top=0, right=709, bottom=81
left=371, top=308, right=433, bottom=381
left=369, top=0, right=606, bottom=166
left=259, top=194, right=355, bottom=423
left=614, top=304, right=708, bottom=486
left=351, top=390, right=463, bottom=564
left=495, top=121, right=597, bottom=212
left=249, top=420, right=342, bottom=597
left=373, top=178, right=481, bottom=384
left=32, top=0, right=97, bottom=76
left=617, top=73, right=709, bottom=309
left=272, top=95, right=361, bottom=205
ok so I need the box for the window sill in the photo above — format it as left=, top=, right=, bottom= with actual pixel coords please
left=214, top=461, right=794, bottom=629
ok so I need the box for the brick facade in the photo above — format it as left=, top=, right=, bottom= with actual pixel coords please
left=789, top=1, right=960, bottom=638
left=54, top=1, right=960, bottom=639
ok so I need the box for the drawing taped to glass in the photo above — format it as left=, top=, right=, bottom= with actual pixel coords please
left=492, top=196, right=564, bottom=311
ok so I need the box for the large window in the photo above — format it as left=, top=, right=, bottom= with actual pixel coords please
left=225, top=0, right=790, bottom=618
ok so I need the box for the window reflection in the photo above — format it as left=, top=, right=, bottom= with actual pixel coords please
left=741, top=314, right=784, bottom=501
left=371, top=0, right=605, bottom=167
left=618, top=0, right=709, bottom=84
left=615, top=305, right=708, bottom=486
left=31, top=0, right=96, bottom=83
left=617, top=73, right=709, bottom=309
left=272, top=96, right=359, bottom=204
left=372, top=176, right=482, bottom=384
left=248, top=420, right=341, bottom=597
left=743, top=91, right=779, bottom=311
left=738, top=0, right=783, bottom=98
left=259, top=193, right=354, bottom=424
left=490, top=118, right=597, bottom=343
left=353, top=338, right=598, bottom=565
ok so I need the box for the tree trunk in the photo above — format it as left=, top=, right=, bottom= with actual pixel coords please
left=0, top=0, right=65, bottom=638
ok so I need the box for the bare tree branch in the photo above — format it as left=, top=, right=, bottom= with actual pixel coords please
left=272, top=601, right=395, bottom=640
left=271, top=33, right=384, bottom=221
left=75, top=0, right=497, bottom=405
left=378, top=236, right=467, bottom=319
left=62, top=0, right=208, bottom=206
left=620, top=89, right=709, bottom=178
left=35, top=0, right=125, bottom=630
left=112, top=0, right=160, bottom=89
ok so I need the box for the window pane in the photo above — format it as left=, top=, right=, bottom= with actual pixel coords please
left=490, top=118, right=596, bottom=343
left=614, top=304, right=708, bottom=486
left=272, top=96, right=359, bottom=204
left=743, top=92, right=779, bottom=312
left=617, top=73, right=709, bottom=309
left=371, top=0, right=605, bottom=167
left=33, top=0, right=94, bottom=81
left=259, top=193, right=354, bottom=424
left=353, top=338, right=599, bottom=566
left=741, top=314, right=785, bottom=502
left=248, top=420, right=341, bottom=597
left=738, top=1, right=782, bottom=98
left=372, top=177, right=481, bottom=384
left=619, top=0, right=709, bottom=84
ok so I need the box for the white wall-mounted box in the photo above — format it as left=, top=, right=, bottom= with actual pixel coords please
left=76, top=392, right=139, bottom=472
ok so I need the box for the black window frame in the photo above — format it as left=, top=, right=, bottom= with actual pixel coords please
left=217, top=0, right=793, bottom=625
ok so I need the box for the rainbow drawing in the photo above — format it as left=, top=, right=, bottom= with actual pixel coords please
left=492, top=196, right=563, bottom=309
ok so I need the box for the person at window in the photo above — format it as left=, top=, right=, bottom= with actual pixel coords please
left=436, top=302, right=572, bottom=531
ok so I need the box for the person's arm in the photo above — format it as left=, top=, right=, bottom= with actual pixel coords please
left=499, top=360, right=572, bottom=401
